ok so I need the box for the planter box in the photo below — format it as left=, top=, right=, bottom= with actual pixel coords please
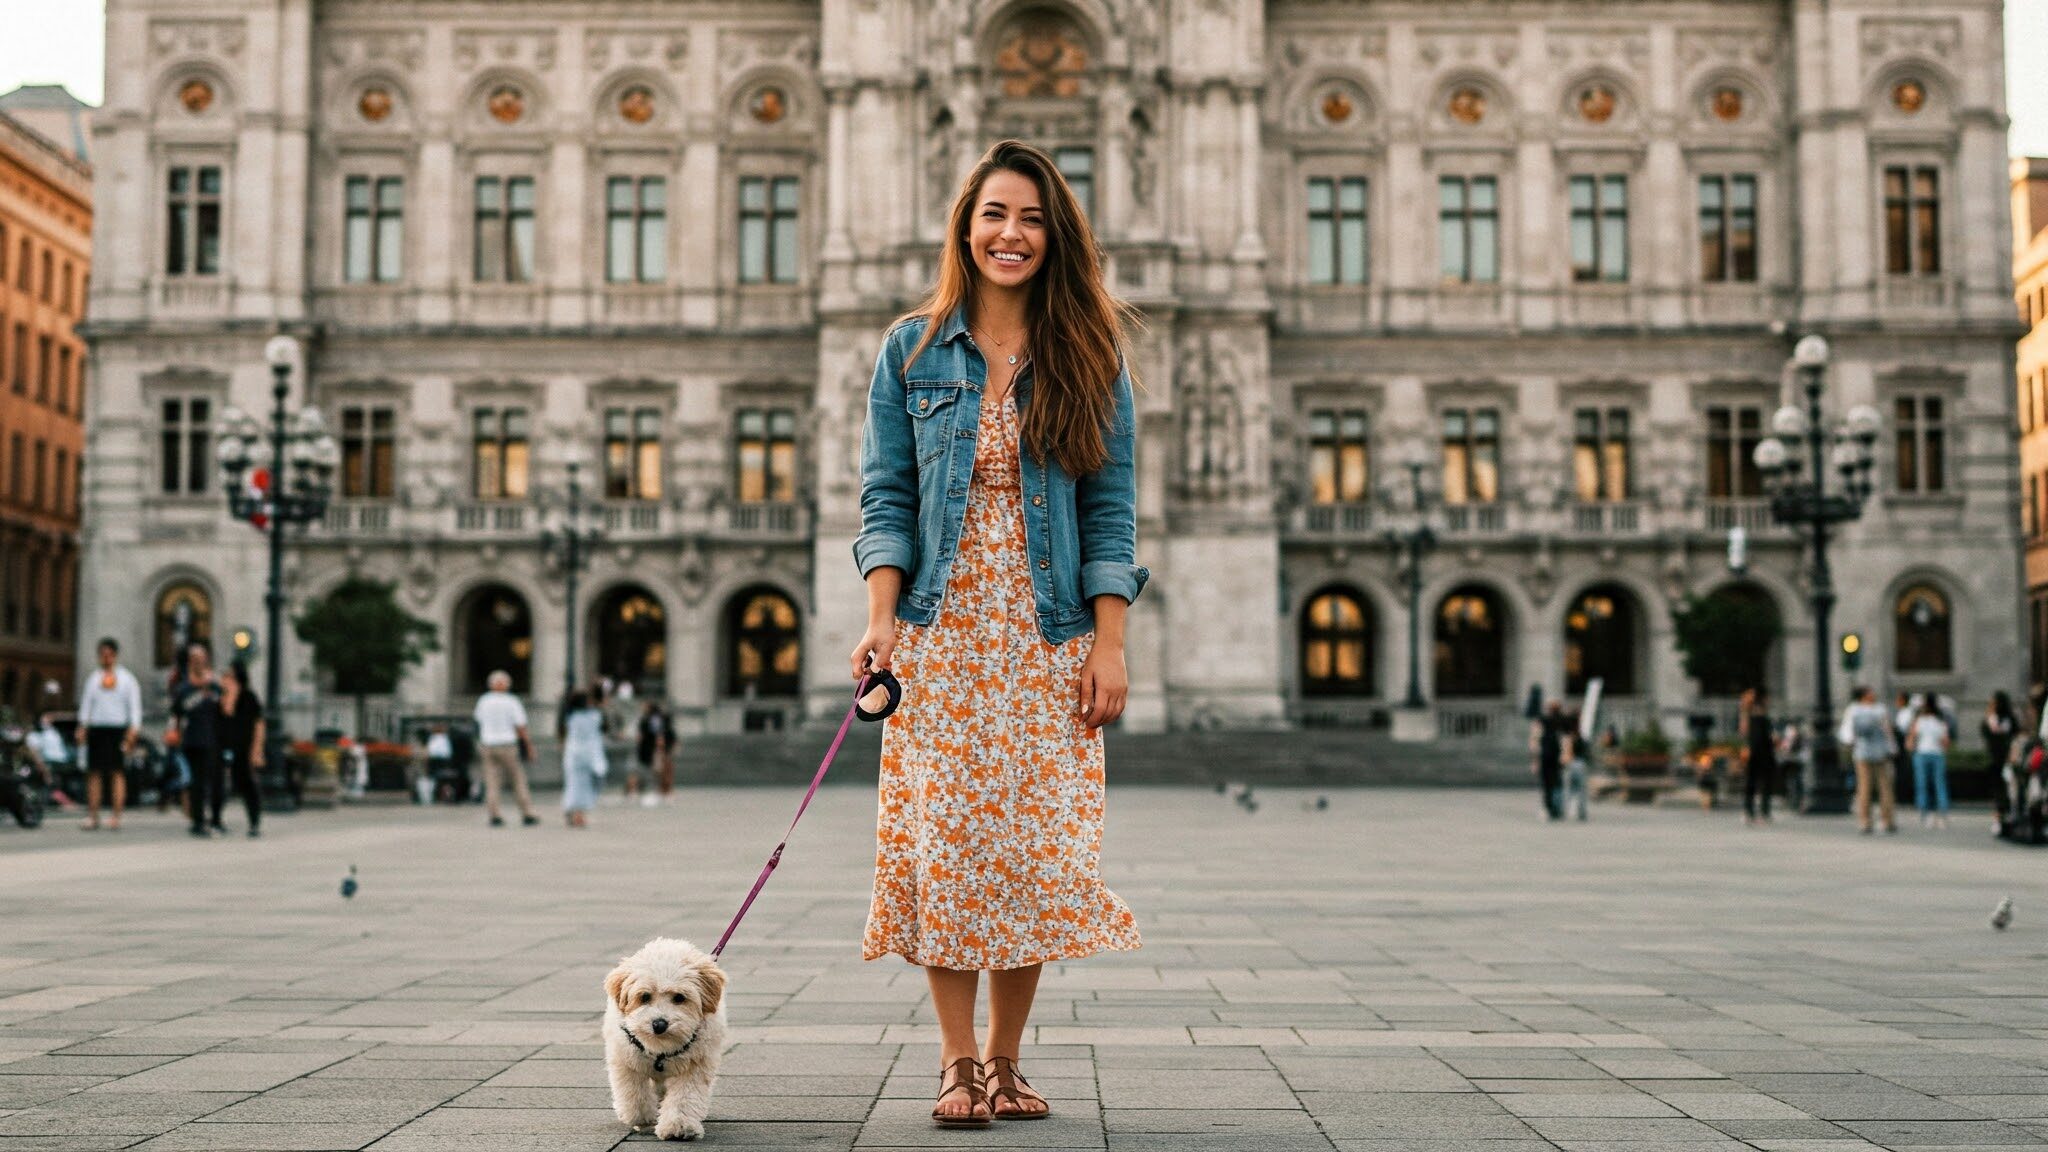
left=1612, top=753, right=1674, bottom=803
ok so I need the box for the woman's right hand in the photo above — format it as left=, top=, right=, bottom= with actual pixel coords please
left=850, top=620, right=896, bottom=681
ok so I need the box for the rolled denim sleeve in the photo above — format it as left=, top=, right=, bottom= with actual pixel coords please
left=852, top=329, right=918, bottom=579
left=1075, top=355, right=1149, bottom=605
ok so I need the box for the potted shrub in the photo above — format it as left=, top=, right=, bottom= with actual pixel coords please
left=1614, top=721, right=1673, bottom=803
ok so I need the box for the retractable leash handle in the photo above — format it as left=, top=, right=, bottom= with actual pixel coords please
left=710, top=670, right=900, bottom=960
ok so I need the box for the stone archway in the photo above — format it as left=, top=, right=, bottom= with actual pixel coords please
left=723, top=586, right=801, bottom=698
left=453, top=584, right=533, bottom=697
left=1434, top=583, right=1510, bottom=698
left=1564, top=582, right=1643, bottom=697
left=592, top=583, right=667, bottom=699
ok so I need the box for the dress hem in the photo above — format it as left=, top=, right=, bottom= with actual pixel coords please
left=861, top=934, right=1142, bottom=972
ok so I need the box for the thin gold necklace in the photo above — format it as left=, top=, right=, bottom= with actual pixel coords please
left=974, top=324, right=1026, bottom=367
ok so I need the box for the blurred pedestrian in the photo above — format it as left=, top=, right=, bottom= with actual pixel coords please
left=1739, top=687, right=1780, bottom=825
left=217, top=660, right=266, bottom=838
left=74, top=637, right=143, bottom=832
left=1985, top=692, right=2021, bottom=830
left=559, top=690, right=607, bottom=828
left=1530, top=700, right=1565, bottom=820
left=1909, top=695, right=1951, bottom=829
left=1560, top=708, right=1589, bottom=821
left=1841, top=685, right=1897, bottom=834
left=424, top=724, right=454, bottom=801
left=168, top=642, right=225, bottom=838
left=472, top=670, right=538, bottom=827
left=631, top=699, right=672, bottom=808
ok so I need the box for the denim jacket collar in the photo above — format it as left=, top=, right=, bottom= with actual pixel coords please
left=932, top=304, right=971, bottom=346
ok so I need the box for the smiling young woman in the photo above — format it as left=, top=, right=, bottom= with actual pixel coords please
left=849, top=140, right=1148, bottom=1128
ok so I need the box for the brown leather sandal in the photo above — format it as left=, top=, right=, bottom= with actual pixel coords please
left=982, top=1055, right=1050, bottom=1120
left=931, top=1055, right=992, bottom=1128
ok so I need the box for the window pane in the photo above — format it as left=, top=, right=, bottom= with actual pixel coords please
left=475, top=177, right=501, bottom=212
left=474, top=206, right=502, bottom=280
left=1439, top=213, right=1466, bottom=281
left=1569, top=176, right=1594, bottom=211
left=1885, top=203, right=1909, bottom=274
left=641, top=178, right=667, bottom=212
left=739, top=177, right=765, bottom=212
left=196, top=204, right=220, bottom=273
left=641, top=215, right=667, bottom=282
left=1338, top=217, right=1365, bottom=284
left=605, top=408, right=628, bottom=437
left=738, top=410, right=765, bottom=437
left=1470, top=177, right=1497, bottom=211
left=1307, top=178, right=1332, bottom=212
left=346, top=176, right=370, bottom=210
left=636, top=441, right=662, bottom=499
left=198, top=166, right=221, bottom=195
left=170, top=167, right=191, bottom=195
left=1571, top=215, right=1595, bottom=280
left=737, top=442, right=765, bottom=501
left=1471, top=218, right=1498, bottom=281
left=503, top=441, right=528, bottom=499
left=605, top=442, right=631, bottom=499
left=1574, top=441, right=1600, bottom=501
left=1603, top=439, right=1629, bottom=500
left=1439, top=177, right=1464, bottom=211
left=1338, top=443, right=1367, bottom=501
left=1699, top=176, right=1723, bottom=211
left=771, top=216, right=797, bottom=283
left=607, top=219, right=633, bottom=282
left=768, top=442, right=796, bottom=500
left=1600, top=215, right=1627, bottom=280
left=771, top=177, right=797, bottom=212
left=1442, top=443, right=1469, bottom=504
left=1732, top=175, right=1755, bottom=209
left=370, top=438, right=393, bottom=497
left=377, top=177, right=403, bottom=211
left=508, top=177, right=535, bottom=210
left=1915, top=199, right=1939, bottom=274
left=1338, top=177, right=1366, bottom=212
left=739, top=217, right=767, bottom=282
left=510, top=214, right=535, bottom=281
left=1309, top=445, right=1336, bottom=503
left=376, top=215, right=402, bottom=281
left=345, top=217, right=371, bottom=282
left=1602, top=175, right=1627, bottom=211
left=608, top=177, right=634, bottom=212
left=769, top=410, right=796, bottom=437
left=168, top=202, right=189, bottom=274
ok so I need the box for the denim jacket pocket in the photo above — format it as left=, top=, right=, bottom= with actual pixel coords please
left=906, top=383, right=963, bottom=468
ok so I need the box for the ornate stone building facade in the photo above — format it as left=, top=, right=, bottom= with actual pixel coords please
left=2017, top=156, right=2048, bottom=688
left=82, top=0, right=2020, bottom=740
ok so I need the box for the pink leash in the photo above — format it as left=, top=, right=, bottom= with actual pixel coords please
left=710, top=673, right=873, bottom=959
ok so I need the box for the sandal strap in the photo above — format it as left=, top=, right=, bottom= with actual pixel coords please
left=983, top=1057, right=1042, bottom=1107
left=934, top=1056, right=988, bottom=1112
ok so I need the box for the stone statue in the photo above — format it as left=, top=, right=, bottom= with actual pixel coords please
left=1128, top=107, right=1157, bottom=215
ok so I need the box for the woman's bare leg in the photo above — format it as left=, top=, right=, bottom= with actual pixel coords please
left=925, top=965, right=986, bottom=1120
left=983, top=964, right=1048, bottom=1116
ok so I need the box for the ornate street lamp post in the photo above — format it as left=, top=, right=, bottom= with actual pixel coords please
left=1751, top=335, right=1882, bottom=815
left=541, top=451, right=603, bottom=700
left=1385, top=445, right=1436, bottom=711
left=213, top=335, right=339, bottom=795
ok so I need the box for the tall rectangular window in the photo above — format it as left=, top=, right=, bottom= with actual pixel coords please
left=734, top=408, right=797, bottom=502
left=1572, top=407, right=1632, bottom=502
left=165, top=165, right=222, bottom=276
left=1895, top=394, right=1946, bottom=494
left=738, top=176, right=799, bottom=285
left=1054, top=147, right=1095, bottom=220
left=340, top=405, right=396, bottom=498
left=473, top=176, right=536, bottom=282
left=605, top=176, right=667, bottom=284
left=1438, top=176, right=1499, bottom=284
left=8, top=324, right=21, bottom=394
left=1884, top=166, right=1941, bottom=276
left=1568, top=175, right=1629, bottom=283
left=159, top=396, right=211, bottom=496
left=31, top=439, right=45, bottom=510
left=1699, top=174, right=1759, bottom=283
left=1705, top=405, right=1765, bottom=499
left=603, top=406, right=663, bottom=501
left=1441, top=407, right=1500, bottom=505
left=35, top=336, right=50, bottom=403
left=1307, top=177, right=1369, bottom=286
left=1307, top=409, right=1370, bottom=504
left=471, top=407, right=530, bottom=500
left=343, top=176, right=404, bottom=283
left=55, top=347, right=70, bottom=414
left=53, top=447, right=67, bottom=514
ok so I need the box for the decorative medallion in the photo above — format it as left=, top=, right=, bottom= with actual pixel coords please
left=357, top=87, right=393, bottom=123
left=1448, top=86, right=1486, bottom=125
left=1892, top=79, right=1926, bottom=113
left=178, top=78, right=215, bottom=114
left=487, top=84, right=525, bottom=124
left=994, top=11, right=1090, bottom=99
left=1711, top=86, right=1745, bottom=122
left=1577, top=84, right=1616, bottom=124
left=618, top=85, right=654, bottom=124
left=1319, top=89, right=1354, bottom=126
left=749, top=86, right=786, bottom=124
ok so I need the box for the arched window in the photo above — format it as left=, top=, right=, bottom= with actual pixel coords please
left=726, top=587, right=801, bottom=697
left=992, top=9, right=1091, bottom=100
left=593, top=584, right=667, bottom=698
left=454, top=584, right=532, bottom=696
left=1564, top=584, right=1640, bottom=696
left=154, top=581, right=212, bottom=668
left=1301, top=587, right=1374, bottom=697
left=1434, top=584, right=1508, bottom=697
left=1895, top=584, right=1952, bottom=672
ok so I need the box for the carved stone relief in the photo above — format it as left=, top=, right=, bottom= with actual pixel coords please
left=323, top=29, right=425, bottom=72
left=586, top=29, right=690, bottom=73
left=149, top=19, right=247, bottom=61
left=452, top=30, right=558, bottom=73
left=1859, top=18, right=1959, bottom=70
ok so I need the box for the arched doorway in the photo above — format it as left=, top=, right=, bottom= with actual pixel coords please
left=454, top=584, right=532, bottom=696
left=1679, top=582, right=1782, bottom=697
left=724, top=586, right=801, bottom=697
left=1894, top=583, right=1953, bottom=672
left=153, top=580, right=213, bottom=670
left=1300, top=585, right=1375, bottom=697
left=593, top=584, right=667, bottom=699
left=1564, top=583, right=1641, bottom=696
left=1434, top=584, right=1508, bottom=697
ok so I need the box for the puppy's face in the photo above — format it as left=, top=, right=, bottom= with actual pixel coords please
left=605, top=938, right=726, bottom=1055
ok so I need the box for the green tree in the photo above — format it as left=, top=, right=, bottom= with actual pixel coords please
left=293, top=577, right=438, bottom=738
left=1670, top=587, right=1783, bottom=697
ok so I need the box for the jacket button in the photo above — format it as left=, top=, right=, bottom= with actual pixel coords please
left=1038, top=558, right=1050, bottom=570
left=1031, top=494, right=1043, bottom=506
left=918, top=398, right=930, bottom=411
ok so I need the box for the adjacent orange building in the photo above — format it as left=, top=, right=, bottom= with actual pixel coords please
left=0, top=92, right=91, bottom=720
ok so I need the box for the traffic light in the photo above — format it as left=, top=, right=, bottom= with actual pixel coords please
left=1840, top=631, right=1862, bottom=673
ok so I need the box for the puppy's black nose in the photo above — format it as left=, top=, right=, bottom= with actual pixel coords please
left=652, top=1018, right=669, bottom=1034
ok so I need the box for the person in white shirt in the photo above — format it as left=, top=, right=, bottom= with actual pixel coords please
left=472, top=670, right=538, bottom=827
left=1908, top=695, right=1952, bottom=829
left=74, top=638, right=144, bottom=831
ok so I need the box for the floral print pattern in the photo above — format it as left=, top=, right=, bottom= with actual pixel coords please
left=863, top=391, right=1141, bottom=971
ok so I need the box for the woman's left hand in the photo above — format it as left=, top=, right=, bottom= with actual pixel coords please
left=1079, top=644, right=1127, bottom=730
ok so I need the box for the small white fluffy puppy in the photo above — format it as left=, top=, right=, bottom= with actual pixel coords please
left=603, top=937, right=728, bottom=1141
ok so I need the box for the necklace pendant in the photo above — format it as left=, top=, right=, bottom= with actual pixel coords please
left=1007, top=354, right=1018, bottom=365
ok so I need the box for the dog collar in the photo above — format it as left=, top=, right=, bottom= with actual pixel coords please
left=620, top=1021, right=703, bottom=1073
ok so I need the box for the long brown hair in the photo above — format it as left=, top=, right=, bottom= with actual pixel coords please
left=899, top=139, right=1139, bottom=476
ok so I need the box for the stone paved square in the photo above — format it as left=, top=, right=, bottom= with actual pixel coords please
left=4, top=785, right=2046, bottom=1150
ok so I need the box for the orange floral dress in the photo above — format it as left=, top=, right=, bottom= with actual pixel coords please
left=862, top=390, right=1142, bottom=971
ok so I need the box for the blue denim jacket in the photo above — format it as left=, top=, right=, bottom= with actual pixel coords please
left=853, top=306, right=1149, bottom=645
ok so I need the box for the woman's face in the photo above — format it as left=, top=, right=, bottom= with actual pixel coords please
left=966, top=169, right=1046, bottom=294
